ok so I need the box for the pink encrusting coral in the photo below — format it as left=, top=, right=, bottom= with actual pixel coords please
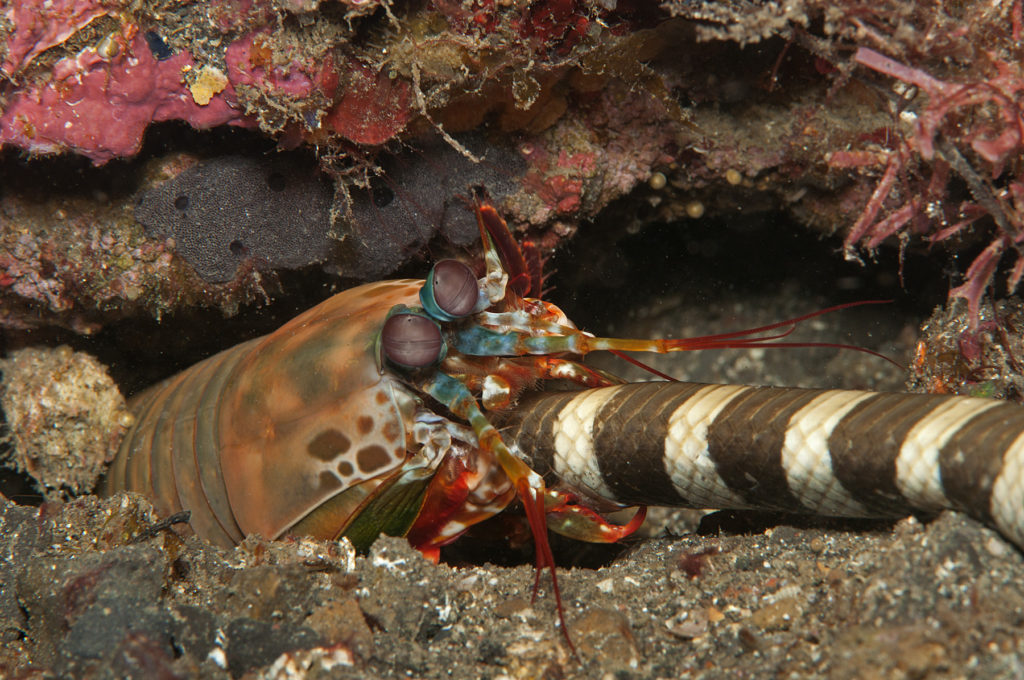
left=0, top=30, right=417, bottom=162
left=225, top=31, right=321, bottom=99
left=0, top=32, right=248, bottom=163
left=0, top=10, right=415, bottom=163
left=1, top=0, right=121, bottom=76
left=321, top=61, right=413, bottom=146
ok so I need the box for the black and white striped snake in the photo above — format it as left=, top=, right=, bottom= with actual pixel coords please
left=501, top=382, right=1024, bottom=548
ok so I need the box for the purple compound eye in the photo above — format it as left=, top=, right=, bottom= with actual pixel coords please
left=381, top=313, right=444, bottom=368
left=426, top=259, right=478, bottom=320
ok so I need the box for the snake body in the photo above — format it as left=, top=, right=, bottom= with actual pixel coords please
left=502, top=382, right=1024, bottom=547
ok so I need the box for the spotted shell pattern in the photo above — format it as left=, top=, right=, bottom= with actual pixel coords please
left=106, top=280, right=426, bottom=546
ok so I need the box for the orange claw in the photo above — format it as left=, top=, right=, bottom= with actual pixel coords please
left=543, top=490, right=648, bottom=543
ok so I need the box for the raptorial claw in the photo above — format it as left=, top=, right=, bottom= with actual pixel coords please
left=542, top=490, right=648, bottom=543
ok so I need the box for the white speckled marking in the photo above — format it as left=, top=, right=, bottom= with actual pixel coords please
left=895, top=398, right=1000, bottom=511
left=551, top=386, right=620, bottom=500
left=664, top=384, right=752, bottom=507
left=991, top=430, right=1024, bottom=547
left=782, top=390, right=875, bottom=515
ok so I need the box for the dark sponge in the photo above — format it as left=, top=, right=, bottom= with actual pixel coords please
left=135, top=154, right=334, bottom=283
left=337, top=136, right=526, bottom=279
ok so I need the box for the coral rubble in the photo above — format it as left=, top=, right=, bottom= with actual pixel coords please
left=0, top=346, right=130, bottom=496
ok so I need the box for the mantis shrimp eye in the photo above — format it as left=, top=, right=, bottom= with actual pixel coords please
left=421, top=259, right=478, bottom=321
left=381, top=313, right=445, bottom=368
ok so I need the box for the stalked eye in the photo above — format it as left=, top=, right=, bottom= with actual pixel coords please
left=420, top=259, right=478, bottom=321
left=381, top=313, right=445, bottom=368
